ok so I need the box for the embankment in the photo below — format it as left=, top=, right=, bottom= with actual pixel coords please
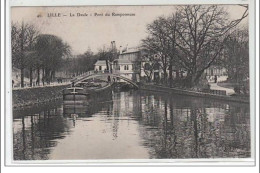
left=139, top=83, right=249, bottom=104
left=12, top=84, right=70, bottom=109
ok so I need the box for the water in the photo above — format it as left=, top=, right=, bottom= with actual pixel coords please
left=13, top=90, right=250, bottom=160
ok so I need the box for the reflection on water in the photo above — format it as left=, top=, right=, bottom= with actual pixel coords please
left=13, top=91, right=250, bottom=160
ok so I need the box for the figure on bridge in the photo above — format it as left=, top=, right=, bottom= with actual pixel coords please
left=107, top=75, right=111, bottom=83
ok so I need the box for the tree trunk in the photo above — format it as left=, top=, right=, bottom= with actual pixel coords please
left=169, top=61, right=173, bottom=87
left=185, top=73, right=193, bottom=88
left=42, top=68, right=45, bottom=86
left=29, top=67, right=33, bottom=87
left=51, top=70, right=55, bottom=82
left=193, top=70, right=205, bottom=86
left=176, top=70, right=180, bottom=79
left=105, top=59, right=109, bottom=73
left=20, top=23, right=25, bottom=87
left=37, top=67, right=40, bottom=85
left=163, top=67, right=167, bottom=85
left=21, top=68, right=24, bottom=87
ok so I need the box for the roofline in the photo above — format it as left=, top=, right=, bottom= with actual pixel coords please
left=118, top=63, right=132, bottom=65
left=120, top=51, right=140, bottom=55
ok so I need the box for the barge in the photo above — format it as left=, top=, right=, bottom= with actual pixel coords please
left=63, top=78, right=112, bottom=116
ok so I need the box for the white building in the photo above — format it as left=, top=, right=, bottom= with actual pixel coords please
left=118, top=49, right=141, bottom=62
left=94, top=60, right=108, bottom=73
left=112, top=59, right=134, bottom=80
left=115, top=47, right=143, bottom=82
left=205, top=65, right=228, bottom=82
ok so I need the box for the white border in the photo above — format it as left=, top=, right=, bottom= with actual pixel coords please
left=2, top=0, right=258, bottom=168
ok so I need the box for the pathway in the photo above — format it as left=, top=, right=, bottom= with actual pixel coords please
left=12, top=81, right=70, bottom=90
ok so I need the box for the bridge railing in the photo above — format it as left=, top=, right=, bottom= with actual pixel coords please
left=72, top=71, right=139, bottom=88
left=71, top=70, right=95, bottom=82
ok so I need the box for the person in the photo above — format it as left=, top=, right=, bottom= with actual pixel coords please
left=71, top=114, right=78, bottom=127
left=12, top=80, right=14, bottom=88
left=107, top=75, right=111, bottom=83
left=214, top=75, right=217, bottom=83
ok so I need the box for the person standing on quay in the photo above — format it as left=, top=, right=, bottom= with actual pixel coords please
left=214, top=75, right=218, bottom=83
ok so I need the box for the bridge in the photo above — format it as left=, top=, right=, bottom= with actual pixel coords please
left=71, top=71, right=139, bottom=88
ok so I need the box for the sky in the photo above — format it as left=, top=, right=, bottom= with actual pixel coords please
left=11, top=5, right=248, bottom=55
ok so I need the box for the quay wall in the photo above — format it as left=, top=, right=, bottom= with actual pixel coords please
left=139, top=83, right=250, bottom=104
left=12, top=84, right=70, bottom=108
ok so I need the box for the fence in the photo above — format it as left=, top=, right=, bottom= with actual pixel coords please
left=202, top=88, right=227, bottom=96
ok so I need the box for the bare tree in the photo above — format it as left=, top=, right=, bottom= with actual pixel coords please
left=97, top=45, right=116, bottom=73
left=141, top=53, right=158, bottom=82
left=174, top=5, right=248, bottom=87
left=11, top=22, right=39, bottom=87
left=142, top=5, right=248, bottom=88
left=142, top=17, right=170, bottom=84
left=221, top=28, right=249, bottom=83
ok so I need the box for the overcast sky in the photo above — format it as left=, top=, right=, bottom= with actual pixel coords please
left=11, top=5, right=248, bottom=55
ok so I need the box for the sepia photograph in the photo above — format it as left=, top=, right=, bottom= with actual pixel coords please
left=9, top=4, right=252, bottom=163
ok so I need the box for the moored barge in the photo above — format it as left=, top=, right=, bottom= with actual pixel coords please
left=63, top=78, right=112, bottom=116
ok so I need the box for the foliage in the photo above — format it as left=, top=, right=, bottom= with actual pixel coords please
left=34, top=34, right=71, bottom=82
left=66, top=49, right=98, bottom=75
left=221, top=28, right=249, bottom=83
left=11, top=22, right=39, bottom=87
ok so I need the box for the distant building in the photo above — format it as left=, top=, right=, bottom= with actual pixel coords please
left=205, top=65, right=228, bottom=82
left=112, top=59, right=134, bottom=80
left=94, top=60, right=108, bottom=73
left=205, top=65, right=227, bottom=76
left=119, top=49, right=141, bottom=62
left=116, top=47, right=143, bottom=82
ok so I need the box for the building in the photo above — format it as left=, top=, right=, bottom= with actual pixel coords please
left=112, top=59, right=134, bottom=80
left=94, top=60, right=109, bottom=73
left=118, top=49, right=141, bottom=62
left=205, top=65, right=228, bottom=82
left=115, top=47, right=143, bottom=82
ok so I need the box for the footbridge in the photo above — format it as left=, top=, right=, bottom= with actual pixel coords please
left=71, top=71, right=139, bottom=88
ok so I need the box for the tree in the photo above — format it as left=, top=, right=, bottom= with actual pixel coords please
left=141, top=52, right=158, bottom=82
left=174, top=5, right=248, bottom=87
left=73, top=49, right=98, bottom=75
left=142, top=5, right=248, bottom=88
left=34, top=34, right=71, bottom=84
left=142, top=17, right=170, bottom=84
left=222, top=28, right=249, bottom=82
left=11, top=22, right=39, bottom=87
left=97, top=44, right=118, bottom=73
left=24, top=51, right=38, bottom=86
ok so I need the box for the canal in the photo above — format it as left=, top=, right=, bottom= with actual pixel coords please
left=13, top=90, right=250, bottom=160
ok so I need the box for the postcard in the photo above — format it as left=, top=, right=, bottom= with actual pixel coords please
left=4, top=0, right=256, bottom=166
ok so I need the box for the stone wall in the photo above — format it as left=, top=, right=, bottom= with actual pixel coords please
left=139, top=83, right=249, bottom=104
left=12, top=84, right=69, bottom=108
